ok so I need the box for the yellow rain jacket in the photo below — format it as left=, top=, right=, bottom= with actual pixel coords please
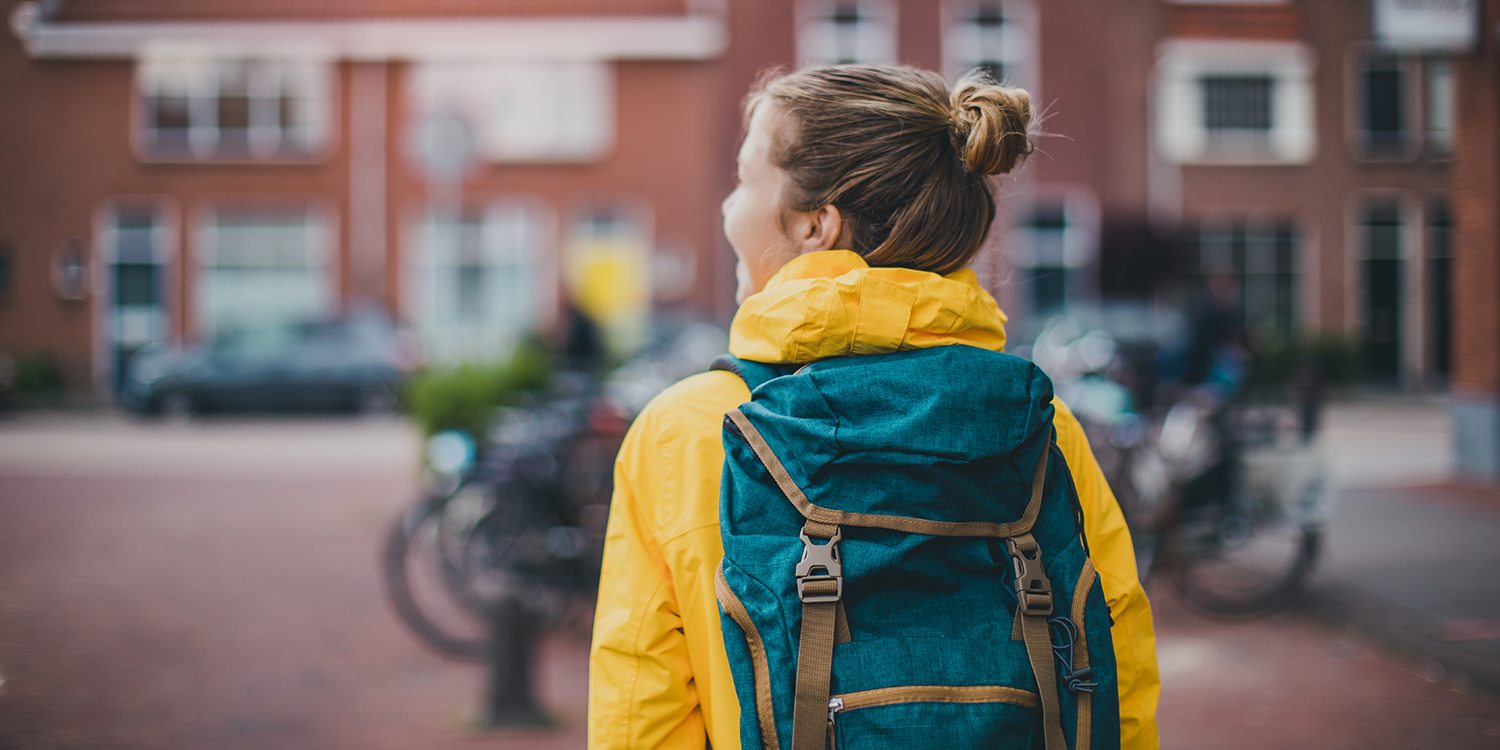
left=589, top=251, right=1161, bottom=750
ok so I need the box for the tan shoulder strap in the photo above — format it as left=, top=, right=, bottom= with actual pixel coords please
left=791, top=522, right=841, bottom=750
left=1008, top=532, right=1067, bottom=750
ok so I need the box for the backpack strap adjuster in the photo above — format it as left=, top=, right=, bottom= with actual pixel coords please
left=795, top=525, right=843, bottom=603
left=1005, top=535, right=1054, bottom=616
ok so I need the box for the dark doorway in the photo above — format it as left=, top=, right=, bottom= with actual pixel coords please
left=1361, top=201, right=1403, bottom=383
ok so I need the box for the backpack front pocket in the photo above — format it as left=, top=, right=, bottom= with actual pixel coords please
left=827, top=684, right=1040, bottom=750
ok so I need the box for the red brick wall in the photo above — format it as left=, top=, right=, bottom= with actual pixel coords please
left=1167, top=2, right=1302, bottom=41
left=1451, top=0, right=1500, bottom=395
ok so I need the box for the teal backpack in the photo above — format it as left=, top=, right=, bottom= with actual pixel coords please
left=712, top=345, right=1119, bottom=750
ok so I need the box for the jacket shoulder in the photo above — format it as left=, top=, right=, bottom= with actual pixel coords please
left=616, top=369, right=750, bottom=542
left=636, top=369, right=751, bottom=430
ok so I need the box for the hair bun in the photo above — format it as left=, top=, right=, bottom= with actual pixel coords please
left=949, top=76, right=1033, bottom=176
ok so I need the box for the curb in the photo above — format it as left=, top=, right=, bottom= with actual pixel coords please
left=1299, top=579, right=1500, bottom=697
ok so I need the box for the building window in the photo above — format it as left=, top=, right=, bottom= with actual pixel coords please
left=1358, top=55, right=1408, bottom=156
left=1426, top=58, right=1454, bottom=157
left=1009, top=198, right=1098, bottom=316
left=1197, top=218, right=1299, bottom=339
left=409, top=62, right=613, bottom=164
left=199, top=207, right=332, bottom=337
left=943, top=1, right=1036, bottom=89
left=1358, top=199, right=1404, bottom=381
left=797, top=0, right=897, bottom=66
left=1155, top=40, right=1316, bottom=164
left=1026, top=206, right=1069, bottom=314
left=1351, top=52, right=1453, bottom=160
left=137, top=57, right=332, bottom=162
left=1202, top=75, right=1274, bottom=133
left=413, top=202, right=548, bottom=363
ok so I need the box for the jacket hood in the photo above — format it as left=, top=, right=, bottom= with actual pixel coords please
left=728, top=250, right=1008, bottom=364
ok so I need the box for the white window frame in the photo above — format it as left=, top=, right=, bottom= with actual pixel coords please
left=1005, top=190, right=1100, bottom=314
left=407, top=199, right=555, bottom=364
left=1346, top=46, right=1421, bottom=161
left=796, top=0, right=898, bottom=67
left=194, top=201, right=337, bottom=340
left=91, top=198, right=180, bottom=391
left=1344, top=45, right=1455, bottom=163
left=407, top=61, right=615, bottom=165
left=941, top=0, right=1038, bottom=92
left=1155, top=40, right=1316, bottom=165
left=134, top=52, right=335, bottom=163
left=1425, top=57, right=1455, bottom=159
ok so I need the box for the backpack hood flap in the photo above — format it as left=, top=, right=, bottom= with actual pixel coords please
left=733, top=346, right=1055, bottom=528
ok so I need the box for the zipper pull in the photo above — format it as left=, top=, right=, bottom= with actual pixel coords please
left=827, top=697, right=844, bottom=721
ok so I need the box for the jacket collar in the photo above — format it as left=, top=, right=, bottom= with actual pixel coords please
left=728, top=250, right=1009, bottom=364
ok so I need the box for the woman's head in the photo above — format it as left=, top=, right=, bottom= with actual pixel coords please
left=722, top=64, right=1033, bottom=301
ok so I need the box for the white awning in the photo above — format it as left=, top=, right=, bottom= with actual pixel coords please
left=10, top=4, right=727, bottom=62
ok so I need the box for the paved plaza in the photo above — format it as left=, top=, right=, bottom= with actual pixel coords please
left=0, top=404, right=1497, bottom=748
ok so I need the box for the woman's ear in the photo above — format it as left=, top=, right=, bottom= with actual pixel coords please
left=794, top=203, right=847, bottom=254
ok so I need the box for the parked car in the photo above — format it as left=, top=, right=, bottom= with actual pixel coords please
left=122, top=311, right=416, bottom=417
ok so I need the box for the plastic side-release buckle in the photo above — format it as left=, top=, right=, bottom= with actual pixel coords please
left=1005, top=536, right=1053, bottom=616
left=795, top=525, right=843, bottom=603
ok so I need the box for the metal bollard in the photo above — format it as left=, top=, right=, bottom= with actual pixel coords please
left=484, top=595, right=551, bottom=729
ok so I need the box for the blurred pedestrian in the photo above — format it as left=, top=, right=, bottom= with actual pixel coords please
left=589, top=64, right=1159, bottom=750
left=560, top=298, right=606, bottom=375
left=1180, top=274, right=1244, bottom=389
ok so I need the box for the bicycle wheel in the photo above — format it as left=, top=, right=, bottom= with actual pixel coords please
left=1161, top=462, right=1323, bottom=618
left=382, top=479, right=575, bottom=661
left=382, top=485, right=492, bottom=661
left=463, top=483, right=575, bottom=626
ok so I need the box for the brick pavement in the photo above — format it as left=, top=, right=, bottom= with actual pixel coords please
left=1153, top=583, right=1500, bottom=749
left=3, top=413, right=1500, bottom=749
left=0, top=416, right=587, bottom=750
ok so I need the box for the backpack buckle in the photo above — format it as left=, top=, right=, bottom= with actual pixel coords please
left=1005, top=536, right=1053, bottom=616
left=795, top=525, right=843, bottom=603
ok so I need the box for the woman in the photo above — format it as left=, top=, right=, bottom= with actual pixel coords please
left=589, top=64, right=1160, bottom=750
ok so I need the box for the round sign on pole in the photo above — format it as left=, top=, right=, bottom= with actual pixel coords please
left=418, top=110, right=475, bottom=185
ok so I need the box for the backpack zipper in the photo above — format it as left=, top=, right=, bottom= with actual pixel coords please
left=825, top=686, right=1038, bottom=747
left=827, top=698, right=845, bottom=750
left=828, top=697, right=845, bottom=720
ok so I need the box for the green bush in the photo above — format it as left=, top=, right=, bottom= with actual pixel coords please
left=405, top=340, right=556, bottom=440
left=13, top=349, right=64, bottom=396
left=1249, top=332, right=1361, bottom=393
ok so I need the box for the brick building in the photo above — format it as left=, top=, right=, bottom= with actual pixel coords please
left=1, top=0, right=731, bottom=394
left=1451, top=0, right=1500, bottom=477
left=0, top=0, right=1486, bottom=407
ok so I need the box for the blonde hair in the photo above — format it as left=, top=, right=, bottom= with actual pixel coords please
left=747, top=64, right=1033, bottom=275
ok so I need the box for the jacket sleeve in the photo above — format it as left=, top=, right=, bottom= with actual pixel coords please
left=588, top=409, right=708, bottom=750
left=1054, top=400, right=1162, bottom=750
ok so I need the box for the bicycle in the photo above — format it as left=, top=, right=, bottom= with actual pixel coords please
left=1144, top=395, right=1327, bottom=617
left=382, top=379, right=626, bottom=662
left=1047, top=323, right=1329, bottom=619
left=381, top=322, right=730, bottom=661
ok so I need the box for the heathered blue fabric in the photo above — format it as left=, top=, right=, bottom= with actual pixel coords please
left=717, top=345, right=1120, bottom=750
